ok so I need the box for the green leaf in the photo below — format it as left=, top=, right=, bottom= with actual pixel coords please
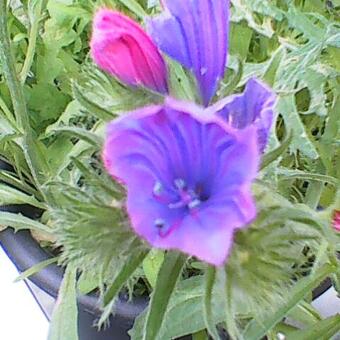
left=72, top=83, right=114, bottom=122
left=116, top=0, right=147, bottom=19
left=276, top=96, right=318, bottom=159
left=263, top=46, right=286, bottom=87
left=218, top=56, right=243, bottom=97
left=0, top=170, right=39, bottom=197
left=97, top=245, right=148, bottom=326
left=287, top=301, right=321, bottom=327
left=131, top=276, right=228, bottom=340
left=203, top=266, right=220, bottom=340
left=24, top=134, right=53, bottom=185
left=77, top=271, right=99, bottom=295
left=286, top=314, right=340, bottom=340
left=224, top=267, right=243, bottom=340
left=103, top=248, right=149, bottom=307
left=242, top=264, right=336, bottom=340
left=48, top=266, right=79, bottom=340
left=229, top=23, right=253, bottom=61
left=143, top=252, right=187, bottom=340
left=143, top=249, right=165, bottom=288
left=48, top=126, right=103, bottom=148
left=277, top=169, right=339, bottom=187
left=261, top=132, right=292, bottom=170
left=167, top=58, right=197, bottom=102
left=0, top=183, right=45, bottom=208
left=20, top=0, right=45, bottom=83
left=192, top=330, right=209, bottom=340
left=0, top=211, right=51, bottom=233
left=14, top=257, right=58, bottom=282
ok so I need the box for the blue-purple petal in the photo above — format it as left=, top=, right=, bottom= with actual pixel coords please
left=212, top=78, right=277, bottom=151
left=148, top=0, right=229, bottom=106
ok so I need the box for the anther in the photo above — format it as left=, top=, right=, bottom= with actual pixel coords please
left=188, top=199, right=201, bottom=209
left=153, top=181, right=162, bottom=196
left=174, top=178, right=186, bottom=190
left=155, top=218, right=165, bottom=229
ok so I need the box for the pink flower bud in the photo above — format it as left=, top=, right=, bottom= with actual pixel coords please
left=91, top=9, right=168, bottom=94
left=333, top=210, right=340, bottom=232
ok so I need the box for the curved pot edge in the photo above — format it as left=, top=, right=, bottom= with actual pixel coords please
left=0, top=227, right=148, bottom=320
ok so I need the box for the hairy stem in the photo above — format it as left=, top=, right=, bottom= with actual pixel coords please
left=0, top=0, right=49, bottom=191
left=0, top=0, right=30, bottom=130
left=20, top=1, right=44, bottom=83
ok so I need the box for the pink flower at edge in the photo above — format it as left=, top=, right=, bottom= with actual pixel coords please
left=90, top=8, right=168, bottom=94
left=333, top=210, right=340, bottom=232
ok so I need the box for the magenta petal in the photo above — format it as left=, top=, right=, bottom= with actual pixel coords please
left=91, top=9, right=168, bottom=94
left=212, top=78, right=277, bottom=151
left=148, top=0, right=230, bottom=106
left=103, top=99, right=259, bottom=265
left=333, top=210, right=340, bottom=232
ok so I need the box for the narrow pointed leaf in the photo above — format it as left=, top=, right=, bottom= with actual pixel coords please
left=103, top=248, right=149, bottom=306
left=260, top=132, right=292, bottom=170
left=242, top=264, right=336, bottom=340
left=263, top=46, right=286, bottom=87
left=288, top=301, right=321, bottom=326
left=48, top=266, right=78, bottom=340
left=73, top=83, right=115, bottom=122
left=143, top=252, right=186, bottom=340
left=116, top=0, right=147, bottom=19
left=48, top=126, right=103, bottom=148
left=14, top=257, right=58, bottom=282
left=277, top=169, right=339, bottom=187
left=0, top=211, right=50, bottom=233
left=286, top=314, right=340, bottom=340
left=203, top=266, right=220, bottom=340
left=0, top=184, right=46, bottom=208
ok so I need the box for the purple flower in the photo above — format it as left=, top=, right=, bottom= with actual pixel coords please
left=211, top=78, right=277, bottom=151
left=103, top=99, right=259, bottom=265
left=148, top=0, right=229, bottom=106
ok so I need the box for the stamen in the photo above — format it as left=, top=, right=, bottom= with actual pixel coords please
left=154, top=218, right=165, bottom=228
left=153, top=181, right=162, bottom=196
left=188, top=199, right=201, bottom=209
left=168, top=201, right=186, bottom=209
left=174, top=178, right=186, bottom=190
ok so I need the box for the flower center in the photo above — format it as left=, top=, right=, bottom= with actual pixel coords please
left=152, top=179, right=210, bottom=236
left=168, top=178, right=201, bottom=210
left=153, top=178, right=208, bottom=211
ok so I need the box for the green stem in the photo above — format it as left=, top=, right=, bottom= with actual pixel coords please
left=0, top=94, right=18, bottom=129
left=305, top=181, right=324, bottom=210
left=0, top=0, right=30, bottom=130
left=304, top=161, right=325, bottom=210
left=0, top=0, right=48, bottom=192
left=20, top=2, right=43, bottom=84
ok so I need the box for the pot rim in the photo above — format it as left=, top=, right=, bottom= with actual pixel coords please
left=0, top=224, right=332, bottom=304
left=0, top=226, right=148, bottom=319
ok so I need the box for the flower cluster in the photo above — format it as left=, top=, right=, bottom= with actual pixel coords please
left=91, top=0, right=276, bottom=265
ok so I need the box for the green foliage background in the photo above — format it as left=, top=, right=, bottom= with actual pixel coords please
left=0, top=0, right=339, bottom=339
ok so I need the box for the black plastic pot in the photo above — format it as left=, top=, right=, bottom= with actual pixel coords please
left=0, top=160, right=150, bottom=339
left=0, top=209, right=148, bottom=340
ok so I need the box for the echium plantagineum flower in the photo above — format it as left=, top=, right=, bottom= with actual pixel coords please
left=98, top=0, right=277, bottom=265
left=103, top=99, right=259, bottom=265
left=91, top=9, right=168, bottom=94
left=148, top=0, right=229, bottom=106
